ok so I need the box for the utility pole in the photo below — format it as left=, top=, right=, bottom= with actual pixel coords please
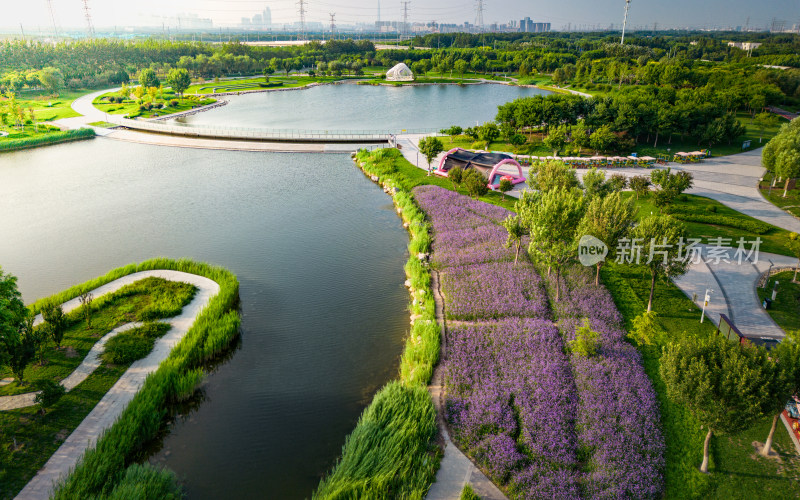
left=298, top=0, right=307, bottom=41
left=82, top=0, right=95, bottom=38
left=475, top=0, right=484, bottom=33
left=46, top=0, right=59, bottom=39
left=401, top=1, right=410, bottom=41
left=620, top=0, right=631, bottom=45
left=329, top=13, right=336, bottom=40
left=19, top=23, right=25, bottom=41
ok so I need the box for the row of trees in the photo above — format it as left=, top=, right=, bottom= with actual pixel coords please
left=497, top=86, right=748, bottom=151
left=763, top=118, right=800, bottom=196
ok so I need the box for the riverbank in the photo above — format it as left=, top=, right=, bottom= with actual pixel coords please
left=6, top=259, right=240, bottom=500
left=0, top=129, right=95, bottom=153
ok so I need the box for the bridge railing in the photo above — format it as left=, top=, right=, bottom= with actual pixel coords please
left=110, top=116, right=438, bottom=142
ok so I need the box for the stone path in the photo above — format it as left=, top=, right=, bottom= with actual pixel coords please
left=426, top=270, right=507, bottom=500
left=0, top=322, right=142, bottom=411
left=13, top=270, right=220, bottom=500
left=673, top=248, right=796, bottom=338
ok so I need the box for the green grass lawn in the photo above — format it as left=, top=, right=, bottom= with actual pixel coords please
left=758, top=171, right=800, bottom=219
left=93, top=91, right=215, bottom=118
left=183, top=74, right=373, bottom=95
left=757, top=270, right=800, bottom=338
left=87, top=121, right=118, bottom=128
left=0, top=123, right=62, bottom=142
left=0, top=278, right=196, bottom=396
left=8, top=88, right=97, bottom=121
left=628, top=192, right=794, bottom=257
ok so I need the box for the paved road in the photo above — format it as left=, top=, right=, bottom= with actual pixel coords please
left=14, top=270, right=220, bottom=500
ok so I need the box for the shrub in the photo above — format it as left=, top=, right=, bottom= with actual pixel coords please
left=568, top=318, right=600, bottom=357
left=463, top=168, right=489, bottom=198
left=33, top=379, right=66, bottom=413
left=460, top=484, right=480, bottom=500
left=169, top=99, right=179, bottom=106
left=102, top=322, right=169, bottom=365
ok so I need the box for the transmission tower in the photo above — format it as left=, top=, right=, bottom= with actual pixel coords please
left=329, top=13, right=336, bottom=40
left=377, top=0, right=381, bottom=24
left=401, top=1, right=410, bottom=41
left=82, top=0, right=95, bottom=37
left=475, top=0, right=485, bottom=32
left=297, top=0, right=307, bottom=40
left=620, top=0, right=631, bottom=45
left=46, top=0, right=60, bottom=39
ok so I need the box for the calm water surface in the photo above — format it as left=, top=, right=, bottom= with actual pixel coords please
left=0, top=139, right=410, bottom=498
left=175, top=82, right=550, bottom=131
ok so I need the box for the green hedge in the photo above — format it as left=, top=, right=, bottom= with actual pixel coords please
left=0, top=128, right=96, bottom=152
left=663, top=206, right=771, bottom=234
left=313, top=148, right=441, bottom=498
left=50, top=258, right=240, bottom=499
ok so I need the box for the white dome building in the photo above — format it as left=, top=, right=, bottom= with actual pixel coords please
left=386, top=62, right=414, bottom=81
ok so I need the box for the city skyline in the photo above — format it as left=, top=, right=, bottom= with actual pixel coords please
left=3, top=0, right=798, bottom=32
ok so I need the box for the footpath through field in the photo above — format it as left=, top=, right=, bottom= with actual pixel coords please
left=13, top=270, right=219, bottom=500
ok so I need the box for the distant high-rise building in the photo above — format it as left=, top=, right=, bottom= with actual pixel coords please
left=263, top=7, right=271, bottom=28
left=519, top=17, right=550, bottom=33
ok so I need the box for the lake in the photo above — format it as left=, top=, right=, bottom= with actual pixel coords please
left=174, top=82, right=549, bottom=132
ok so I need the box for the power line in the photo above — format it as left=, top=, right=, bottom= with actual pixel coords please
left=46, top=0, right=59, bottom=39
left=297, top=0, right=307, bottom=39
left=401, top=1, right=410, bottom=40
left=82, top=0, right=95, bottom=37
left=620, top=0, right=631, bottom=45
left=475, top=0, right=484, bottom=32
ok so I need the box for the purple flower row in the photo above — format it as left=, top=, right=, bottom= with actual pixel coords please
left=444, top=319, right=582, bottom=497
left=440, top=262, right=550, bottom=321
left=549, top=272, right=665, bottom=499
left=414, top=186, right=522, bottom=267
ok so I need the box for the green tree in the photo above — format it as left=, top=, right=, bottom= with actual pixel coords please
left=418, top=136, right=444, bottom=175
left=543, top=124, right=568, bottom=156
left=631, top=214, right=690, bottom=312
left=166, top=68, right=191, bottom=96
left=80, top=292, right=94, bottom=328
left=529, top=160, right=579, bottom=193
left=763, top=119, right=800, bottom=196
left=754, top=112, right=778, bottom=144
left=37, top=67, right=64, bottom=95
left=517, top=188, right=585, bottom=300
left=589, top=124, right=615, bottom=154
left=758, top=340, right=800, bottom=457
left=448, top=165, right=464, bottom=189
left=0, top=267, right=26, bottom=369
left=138, top=68, right=160, bottom=89
left=650, top=168, right=694, bottom=208
left=34, top=379, right=66, bottom=415
left=498, top=178, right=513, bottom=200
left=608, top=173, right=628, bottom=192
left=502, top=214, right=528, bottom=264
left=788, top=233, right=800, bottom=282
left=582, top=167, right=609, bottom=199
left=2, top=311, right=37, bottom=384
left=477, top=122, right=500, bottom=144
left=463, top=168, right=488, bottom=198
left=571, top=120, right=590, bottom=155
left=577, top=192, right=636, bottom=285
left=42, top=302, right=67, bottom=349
left=454, top=59, right=469, bottom=76
left=629, top=175, right=651, bottom=199
left=660, top=335, right=775, bottom=473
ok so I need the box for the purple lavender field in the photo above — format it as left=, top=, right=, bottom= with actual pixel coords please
left=414, top=186, right=664, bottom=499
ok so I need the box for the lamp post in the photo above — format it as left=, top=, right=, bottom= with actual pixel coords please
left=764, top=259, right=774, bottom=289
left=700, top=288, right=712, bottom=323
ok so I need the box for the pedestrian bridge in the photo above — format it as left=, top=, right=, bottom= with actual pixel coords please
left=109, top=117, right=435, bottom=143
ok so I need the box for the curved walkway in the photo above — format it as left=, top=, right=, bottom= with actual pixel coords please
left=0, top=322, right=143, bottom=410
left=14, top=270, right=220, bottom=500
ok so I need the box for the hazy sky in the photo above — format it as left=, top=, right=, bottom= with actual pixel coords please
left=4, top=0, right=799, bottom=31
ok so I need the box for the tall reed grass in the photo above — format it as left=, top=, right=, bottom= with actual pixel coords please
left=0, top=128, right=95, bottom=152
left=313, top=148, right=443, bottom=499
left=50, top=258, right=240, bottom=499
